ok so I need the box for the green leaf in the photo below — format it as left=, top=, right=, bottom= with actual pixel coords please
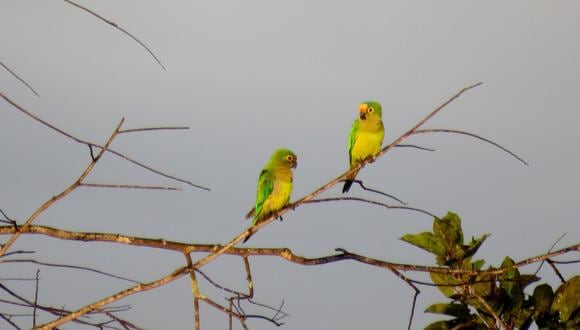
left=464, top=234, right=490, bottom=259
left=430, top=272, right=462, bottom=298
left=500, top=257, right=524, bottom=311
left=424, top=320, right=455, bottom=330
left=551, top=275, right=580, bottom=322
left=471, top=259, right=485, bottom=271
left=401, top=232, right=446, bottom=257
left=434, top=212, right=464, bottom=247
left=518, top=274, right=541, bottom=290
left=472, top=273, right=494, bottom=297
left=532, top=284, right=554, bottom=317
left=512, top=307, right=534, bottom=329
left=425, top=303, right=470, bottom=319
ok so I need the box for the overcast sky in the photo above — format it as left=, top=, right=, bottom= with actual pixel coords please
left=1, top=1, right=579, bottom=329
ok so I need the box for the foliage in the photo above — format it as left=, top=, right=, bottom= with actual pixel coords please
left=402, top=212, right=579, bottom=330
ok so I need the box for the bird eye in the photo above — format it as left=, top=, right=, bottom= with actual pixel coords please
left=367, top=107, right=374, bottom=113
left=286, top=155, right=294, bottom=161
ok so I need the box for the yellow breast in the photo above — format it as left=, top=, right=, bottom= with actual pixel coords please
left=351, top=130, right=383, bottom=165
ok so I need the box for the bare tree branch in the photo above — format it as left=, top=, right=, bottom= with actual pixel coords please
left=184, top=253, right=201, bottom=330
left=414, top=128, right=528, bottom=166
left=243, top=257, right=254, bottom=299
left=0, top=91, right=210, bottom=190
left=0, top=62, right=40, bottom=97
left=0, top=313, right=20, bottom=329
left=1, top=259, right=139, bottom=284
left=535, top=233, right=567, bottom=276
left=471, top=289, right=505, bottom=330
left=80, top=183, right=182, bottom=191
left=549, top=258, right=580, bottom=264
left=342, top=180, right=407, bottom=204
left=0, top=118, right=125, bottom=258
left=547, top=259, right=566, bottom=283
left=394, top=143, right=435, bottom=152
left=119, top=126, right=190, bottom=134
left=303, top=197, right=436, bottom=218
left=1, top=224, right=576, bottom=277
left=0, top=208, right=16, bottom=226
left=36, top=266, right=189, bottom=329
left=63, top=0, right=166, bottom=70
left=33, top=270, right=39, bottom=328
left=0, top=284, right=134, bottom=329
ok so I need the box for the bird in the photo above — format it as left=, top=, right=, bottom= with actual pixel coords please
left=342, top=101, right=384, bottom=193
left=244, top=148, right=297, bottom=243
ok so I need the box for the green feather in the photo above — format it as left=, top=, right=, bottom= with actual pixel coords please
left=244, top=148, right=297, bottom=242
left=343, top=101, right=385, bottom=193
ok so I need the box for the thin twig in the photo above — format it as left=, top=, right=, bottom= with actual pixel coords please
left=101, top=310, right=143, bottom=330
left=0, top=62, right=40, bottom=97
left=378, top=265, right=420, bottom=330
left=248, top=299, right=289, bottom=320
left=0, top=313, right=19, bottom=329
left=33, top=269, right=40, bottom=328
left=413, top=128, right=528, bottom=166
left=228, top=298, right=234, bottom=330
left=0, top=91, right=209, bottom=191
left=471, top=289, right=505, bottom=329
left=243, top=314, right=285, bottom=326
left=243, top=257, right=254, bottom=298
left=195, top=269, right=249, bottom=298
left=549, top=259, right=580, bottom=264
left=0, top=284, right=132, bottom=328
left=191, top=265, right=281, bottom=328
left=547, top=260, right=566, bottom=283
left=119, top=126, right=189, bottom=134
left=535, top=233, right=566, bottom=276
left=80, top=183, right=181, bottom=191
left=346, top=180, right=407, bottom=204
left=0, top=278, right=37, bottom=281
left=63, top=0, right=166, bottom=70
left=184, top=253, right=200, bottom=330
left=0, top=208, right=16, bottom=226
left=303, top=197, right=436, bottom=218
left=394, top=144, right=435, bottom=152
left=36, top=266, right=189, bottom=329
left=2, top=250, right=35, bottom=257
left=0, top=118, right=125, bottom=258
left=1, top=259, right=139, bottom=283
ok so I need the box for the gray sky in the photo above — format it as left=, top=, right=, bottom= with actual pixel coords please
left=1, top=1, right=579, bottom=329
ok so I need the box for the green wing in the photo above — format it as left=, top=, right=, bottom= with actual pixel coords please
left=347, top=119, right=360, bottom=167
left=254, top=168, right=275, bottom=223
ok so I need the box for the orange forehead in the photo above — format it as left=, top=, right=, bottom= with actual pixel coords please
left=359, top=103, right=368, bottom=113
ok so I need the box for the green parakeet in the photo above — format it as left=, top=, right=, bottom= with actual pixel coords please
left=342, top=101, right=384, bottom=193
left=244, top=148, right=297, bottom=242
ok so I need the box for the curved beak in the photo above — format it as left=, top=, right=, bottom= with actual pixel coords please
left=359, top=103, right=368, bottom=120
left=292, top=159, right=298, bottom=169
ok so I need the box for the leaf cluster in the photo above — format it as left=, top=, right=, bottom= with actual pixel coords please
left=402, top=212, right=579, bottom=330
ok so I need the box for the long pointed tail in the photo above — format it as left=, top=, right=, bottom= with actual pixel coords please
left=342, top=169, right=358, bottom=193
left=342, top=180, right=354, bottom=193
left=242, top=231, right=253, bottom=243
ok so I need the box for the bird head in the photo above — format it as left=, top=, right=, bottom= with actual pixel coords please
left=359, top=101, right=382, bottom=121
left=271, top=148, right=298, bottom=169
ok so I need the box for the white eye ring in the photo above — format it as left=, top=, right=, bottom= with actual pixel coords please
left=286, top=155, right=294, bottom=161
left=367, top=107, right=374, bottom=113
